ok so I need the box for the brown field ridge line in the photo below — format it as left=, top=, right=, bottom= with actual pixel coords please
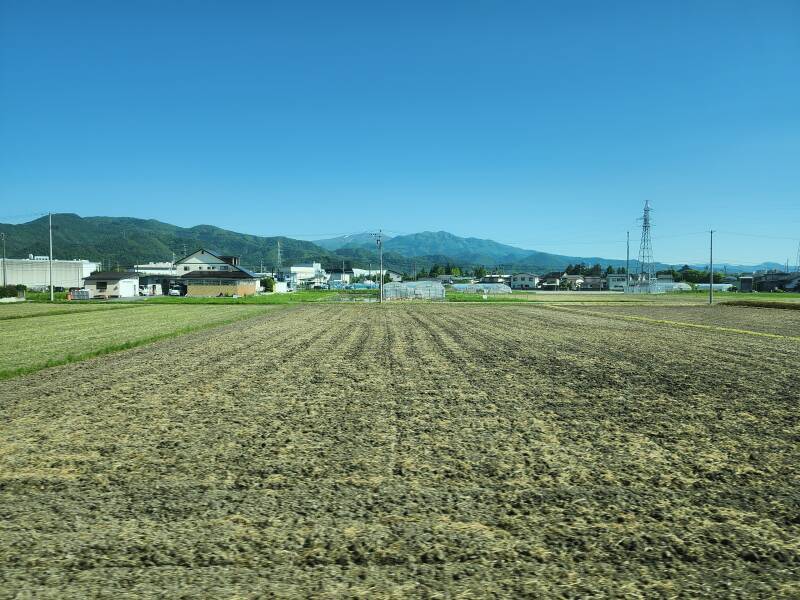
left=540, top=304, right=800, bottom=342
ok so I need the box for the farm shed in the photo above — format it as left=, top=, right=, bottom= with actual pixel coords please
left=383, top=281, right=445, bottom=300
left=83, top=271, right=139, bottom=299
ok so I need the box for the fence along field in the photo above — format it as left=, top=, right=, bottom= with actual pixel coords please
left=1, top=303, right=797, bottom=597
left=0, top=304, right=273, bottom=379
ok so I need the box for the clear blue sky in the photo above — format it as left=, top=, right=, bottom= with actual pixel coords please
left=1, top=1, right=798, bottom=265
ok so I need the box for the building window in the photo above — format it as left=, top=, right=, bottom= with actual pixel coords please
left=97, top=282, right=107, bottom=291
left=184, top=266, right=190, bottom=271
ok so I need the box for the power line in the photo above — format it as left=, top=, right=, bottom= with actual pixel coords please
left=716, top=230, right=799, bottom=241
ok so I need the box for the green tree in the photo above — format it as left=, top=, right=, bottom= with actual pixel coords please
left=474, top=265, right=487, bottom=279
left=451, top=266, right=461, bottom=277
left=260, top=277, right=275, bottom=292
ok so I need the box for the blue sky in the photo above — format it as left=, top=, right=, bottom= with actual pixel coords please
left=1, top=1, right=798, bottom=265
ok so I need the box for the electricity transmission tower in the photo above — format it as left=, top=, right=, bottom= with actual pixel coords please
left=635, top=200, right=655, bottom=292
left=795, top=241, right=800, bottom=273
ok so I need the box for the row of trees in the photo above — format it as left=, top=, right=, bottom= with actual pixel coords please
left=657, top=267, right=725, bottom=284
left=564, top=263, right=625, bottom=276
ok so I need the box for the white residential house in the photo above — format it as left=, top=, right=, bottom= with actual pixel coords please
left=581, top=276, right=604, bottom=291
left=83, top=271, right=139, bottom=298
left=540, top=272, right=566, bottom=290
left=562, top=274, right=585, bottom=290
left=329, top=269, right=354, bottom=284
left=175, top=249, right=260, bottom=297
left=290, top=262, right=328, bottom=288
left=351, top=268, right=402, bottom=282
left=510, top=273, right=539, bottom=290
left=175, top=249, right=243, bottom=274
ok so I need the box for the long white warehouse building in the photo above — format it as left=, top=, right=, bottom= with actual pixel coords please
left=1, top=258, right=99, bottom=289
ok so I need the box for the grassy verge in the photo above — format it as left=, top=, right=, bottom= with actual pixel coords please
left=0, top=305, right=276, bottom=380
left=0, top=303, right=141, bottom=321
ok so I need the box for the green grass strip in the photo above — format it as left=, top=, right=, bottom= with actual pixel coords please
left=540, top=304, right=800, bottom=342
left=0, top=304, right=143, bottom=321
left=0, top=307, right=278, bottom=381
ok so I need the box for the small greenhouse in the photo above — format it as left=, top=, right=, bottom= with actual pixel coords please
left=383, top=281, right=445, bottom=300
left=451, top=283, right=512, bottom=295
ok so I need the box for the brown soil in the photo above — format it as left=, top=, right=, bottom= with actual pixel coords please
left=1, top=304, right=798, bottom=597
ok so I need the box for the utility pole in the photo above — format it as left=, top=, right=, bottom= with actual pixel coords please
left=49, top=212, right=54, bottom=301
left=626, top=230, right=630, bottom=291
left=709, top=230, right=714, bottom=305
left=372, top=230, right=383, bottom=303
left=1, top=232, right=6, bottom=287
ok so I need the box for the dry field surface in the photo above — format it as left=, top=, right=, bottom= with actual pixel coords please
left=1, top=303, right=798, bottom=597
left=0, top=304, right=270, bottom=378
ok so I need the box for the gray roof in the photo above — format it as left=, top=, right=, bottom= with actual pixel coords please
left=181, top=270, right=258, bottom=280
left=84, top=271, right=139, bottom=281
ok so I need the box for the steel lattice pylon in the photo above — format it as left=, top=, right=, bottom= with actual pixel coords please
left=635, top=200, right=656, bottom=292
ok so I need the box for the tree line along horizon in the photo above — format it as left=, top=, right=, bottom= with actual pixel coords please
left=324, top=263, right=728, bottom=283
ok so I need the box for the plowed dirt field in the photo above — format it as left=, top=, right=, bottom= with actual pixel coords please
left=1, top=303, right=798, bottom=597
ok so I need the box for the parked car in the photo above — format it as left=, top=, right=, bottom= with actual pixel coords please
left=168, top=287, right=182, bottom=296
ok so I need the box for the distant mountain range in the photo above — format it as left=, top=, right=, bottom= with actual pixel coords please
left=0, top=214, right=784, bottom=274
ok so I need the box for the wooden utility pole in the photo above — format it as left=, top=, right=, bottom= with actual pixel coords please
left=49, top=212, right=54, bottom=302
left=626, top=230, right=630, bottom=290
left=371, top=231, right=384, bottom=302
left=709, top=230, right=714, bottom=305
